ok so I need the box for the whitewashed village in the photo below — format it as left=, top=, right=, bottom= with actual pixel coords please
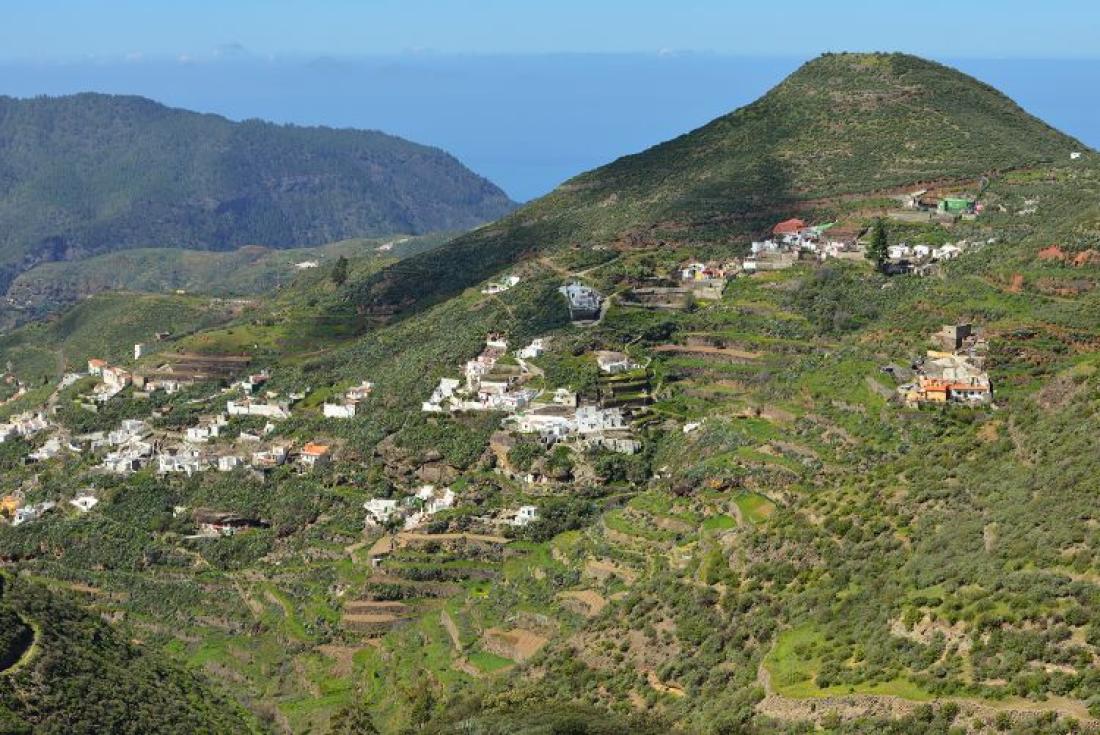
left=0, top=209, right=998, bottom=541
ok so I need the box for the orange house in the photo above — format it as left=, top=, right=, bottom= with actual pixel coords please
left=772, top=218, right=807, bottom=236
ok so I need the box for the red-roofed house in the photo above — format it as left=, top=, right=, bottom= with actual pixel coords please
left=772, top=218, right=807, bottom=236
left=299, top=442, right=332, bottom=470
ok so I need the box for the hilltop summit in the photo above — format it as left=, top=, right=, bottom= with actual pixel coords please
left=569, top=52, right=1081, bottom=223
left=357, top=52, right=1085, bottom=314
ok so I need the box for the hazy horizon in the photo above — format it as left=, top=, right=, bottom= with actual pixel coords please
left=4, top=52, right=1096, bottom=201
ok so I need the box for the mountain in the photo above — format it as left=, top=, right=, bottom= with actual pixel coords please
left=351, top=52, right=1085, bottom=316
left=0, top=93, right=515, bottom=290
left=3, top=53, right=1100, bottom=735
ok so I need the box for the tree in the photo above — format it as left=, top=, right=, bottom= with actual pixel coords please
left=329, top=700, right=379, bottom=735
left=866, top=218, right=889, bottom=270
left=330, top=256, right=349, bottom=286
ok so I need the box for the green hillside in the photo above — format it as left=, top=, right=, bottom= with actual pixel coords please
left=0, top=292, right=241, bottom=390
left=0, top=232, right=453, bottom=327
left=0, top=93, right=515, bottom=290
left=0, top=572, right=255, bottom=734
left=350, top=53, right=1085, bottom=318
left=2, top=53, right=1100, bottom=735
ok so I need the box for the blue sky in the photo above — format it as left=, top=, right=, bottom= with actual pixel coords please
left=3, top=2, right=1098, bottom=200
left=5, top=0, right=1100, bottom=60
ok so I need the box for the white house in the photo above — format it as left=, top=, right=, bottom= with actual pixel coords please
left=510, top=505, right=539, bottom=527
left=681, top=262, right=707, bottom=281
left=509, top=411, right=575, bottom=441
left=363, top=498, right=401, bottom=525
left=481, top=275, right=521, bottom=294
left=134, top=343, right=146, bottom=360
left=28, top=437, right=62, bottom=462
left=70, top=495, right=99, bottom=513
left=933, top=244, right=962, bottom=260
left=0, top=412, right=49, bottom=443
left=887, top=244, right=912, bottom=260
left=298, top=442, right=332, bottom=470
left=552, top=388, right=578, bottom=407
left=575, top=406, right=626, bottom=434
left=323, top=402, right=356, bottom=419
left=912, top=244, right=932, bottom=260
left=102, top=366, right=132, bottom=390
left=515, top=338, right=548, bottom=359
left=415, top=485, right=456, bottom=515
left=13, top=501, right=55, bottom=526
left=251, top=446, right=288, bottom=468
left=88, top=359, right=107, bottom=376
left=227, top=399, right=290, bottom=420
left=750, top=240, right=781, bottom=255
left=108, top=419, right=150, bottom=446
left=487, top=388, right=536, bottom=412
left=186, top=415, right=227, bottom=443
left=596, top=351, right=633, bottom=374
left=102, top=439, right=151, bottom=475
left=158, top=448, right=206, bottom=476
left=217, top=455, right=243, bottom=472
left=423, top=377, right=461, bottom=412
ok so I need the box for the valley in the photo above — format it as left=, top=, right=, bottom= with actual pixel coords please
left=0, top=52, right=1097, bottom=735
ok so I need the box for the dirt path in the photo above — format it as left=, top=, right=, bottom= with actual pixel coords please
left=572, top=254, right=621, bottom=277
left=652, top=344, right=761, bottom=360
left=557, top=590, right=608, bottom=618
left=755, top=661, right=1097, bottom=728
left=440, top=610, right=462, bottom=652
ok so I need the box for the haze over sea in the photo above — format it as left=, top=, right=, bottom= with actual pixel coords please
left=3, top=53, right=1096, bottom=202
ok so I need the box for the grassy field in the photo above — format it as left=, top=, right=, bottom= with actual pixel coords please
left=766, top=625, right=934, bottom=701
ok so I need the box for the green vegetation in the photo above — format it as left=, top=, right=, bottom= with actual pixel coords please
left=0, top=92, right=514, bottom=292
left=348, top=53, right=1083, bottom=323
left=1, top=231, right=454, bottom=327
left=0, top=292, right=240, bottom=384
left=0, top=572, right=254, bottom=734
left=868, top=217, right=889, bottom=269
left=0, top=53, right=1099, bottom=735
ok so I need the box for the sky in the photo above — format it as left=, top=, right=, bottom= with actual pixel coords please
left=1, top=2, right=1098, bottom=201
left=4, top=0, right=1100, bottom=61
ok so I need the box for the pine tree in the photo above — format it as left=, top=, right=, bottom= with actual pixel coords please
left=330, top=256, right=349, bottom=286
left=867, top=219, right=889, bottom=270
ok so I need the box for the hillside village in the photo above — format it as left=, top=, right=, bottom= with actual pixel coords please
left=2, top=51, right=1099, bottom=735
left=0, top=207, right=1002, bottom=538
